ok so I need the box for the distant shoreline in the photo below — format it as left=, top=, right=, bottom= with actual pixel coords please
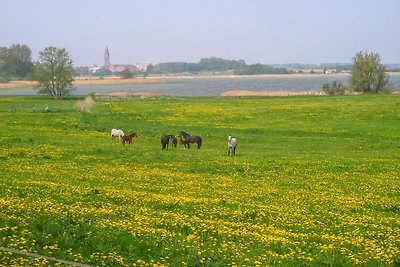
left=1, top=72, right=399, bottom=90
left=0, top=77, right=165, bottom=90
left=156, top=72, right=350, bottom=79
left=154, top=72, right=400, bottom=79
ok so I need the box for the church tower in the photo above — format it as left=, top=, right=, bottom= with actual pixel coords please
left=104, top=46, right=111, bottom=67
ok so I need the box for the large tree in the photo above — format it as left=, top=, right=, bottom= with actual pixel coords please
left=350, top=51, right=390, bottom=93
left=33, top=47, right=74, bottom=99
left=6, top=44, right=34, bottom=77
left=0, top=44, right=33, bottom=79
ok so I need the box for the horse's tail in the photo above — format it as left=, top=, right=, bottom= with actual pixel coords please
left=198, top=137, right=202, bottom=148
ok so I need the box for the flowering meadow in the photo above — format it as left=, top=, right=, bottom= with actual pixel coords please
left=0, top=94, right=399, bottom=266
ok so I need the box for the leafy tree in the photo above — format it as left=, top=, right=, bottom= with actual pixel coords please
left=0, top=44, right=33, bottom=80
left=350, top=51, right=390, bottom=93
left=6, top=44, right=34, bottom=77
left=119, top=68, right=134, bottom=79
left=32, top=47, right=74, bottom=99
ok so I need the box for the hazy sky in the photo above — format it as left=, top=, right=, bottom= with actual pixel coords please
left=2, top=0, right=400, bottom=66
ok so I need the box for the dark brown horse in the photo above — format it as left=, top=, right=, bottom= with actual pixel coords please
left=161, top=134, right=171, bottom=150
left=121, top=132, right=138, bottom=145
left=180, top=135, right=202, bottom=149
left=161, top=134, right=178, bottom=150
left=171, top=135, right=177, bottom=148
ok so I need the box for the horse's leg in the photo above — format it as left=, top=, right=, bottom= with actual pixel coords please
left=233, top=147, right=236, bottom=155
left=228, top=147, right=230, bottom=156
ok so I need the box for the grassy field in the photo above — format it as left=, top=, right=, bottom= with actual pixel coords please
left=0, top=94, right=399, bottom=266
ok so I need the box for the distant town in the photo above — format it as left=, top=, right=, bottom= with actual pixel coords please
left=86, top=46, right=148, bottom=75
left=73, top=47, right=400, bottom=77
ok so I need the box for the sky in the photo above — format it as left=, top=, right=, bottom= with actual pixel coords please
left=2, top=0, right=400, bottom=66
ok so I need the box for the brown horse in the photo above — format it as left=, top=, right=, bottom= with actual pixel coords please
left=121, top=132, right=138, bottom=145
left=180, top=135, right=202, bottom=149
left=171, top=135, right=177, bottom=148
left=161, top=134, right=177, bottom=150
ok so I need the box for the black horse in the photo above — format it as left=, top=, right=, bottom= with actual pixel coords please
left=180, top=135, right=202, bottom=149
left=171, top=135, right=177, bottom=148
left=161, top=134, right=177, bottom=150
left=161, top=134, right=171, bottom=150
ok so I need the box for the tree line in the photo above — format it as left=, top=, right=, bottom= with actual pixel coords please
left=147, top=57, right=289, bottom=75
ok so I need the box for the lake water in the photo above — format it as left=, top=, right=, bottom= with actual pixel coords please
left=2, top=75, right=400, bottom=96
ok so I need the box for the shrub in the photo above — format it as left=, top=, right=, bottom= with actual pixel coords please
left=322, top=81, right=346, bottom=95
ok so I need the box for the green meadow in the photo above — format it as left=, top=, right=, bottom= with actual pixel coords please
left=0, top=94, right=399, bottom=266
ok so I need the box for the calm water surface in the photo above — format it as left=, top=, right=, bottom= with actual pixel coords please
left=2, top=75, right=400, bottom=96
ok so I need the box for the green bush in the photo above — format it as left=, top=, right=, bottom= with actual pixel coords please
left=322, top=81, right=346, bottom=95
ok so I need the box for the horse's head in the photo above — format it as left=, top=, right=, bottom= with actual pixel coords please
left=179, top=131, right=190, bottom=139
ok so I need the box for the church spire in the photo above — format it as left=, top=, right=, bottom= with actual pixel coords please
left=104, top=46, right=111, bottom=67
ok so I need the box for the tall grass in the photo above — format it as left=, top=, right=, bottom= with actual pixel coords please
left=0, top=94, right=399, bottom=266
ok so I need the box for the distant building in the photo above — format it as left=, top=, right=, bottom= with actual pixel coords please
left=88, top=64, right=101, bottom=73
left=102, top=46, right=148, bottom=73
left=104, top=46, right=111, bottom=68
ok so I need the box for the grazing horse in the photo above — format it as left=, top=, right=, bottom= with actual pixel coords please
left=180, top=135, right=202, bottom=149
left=228, top=134, right=237, bottom=156
left=111, top=128, right=124, bottom=140
left=121, top=132, right=138, bottom=145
